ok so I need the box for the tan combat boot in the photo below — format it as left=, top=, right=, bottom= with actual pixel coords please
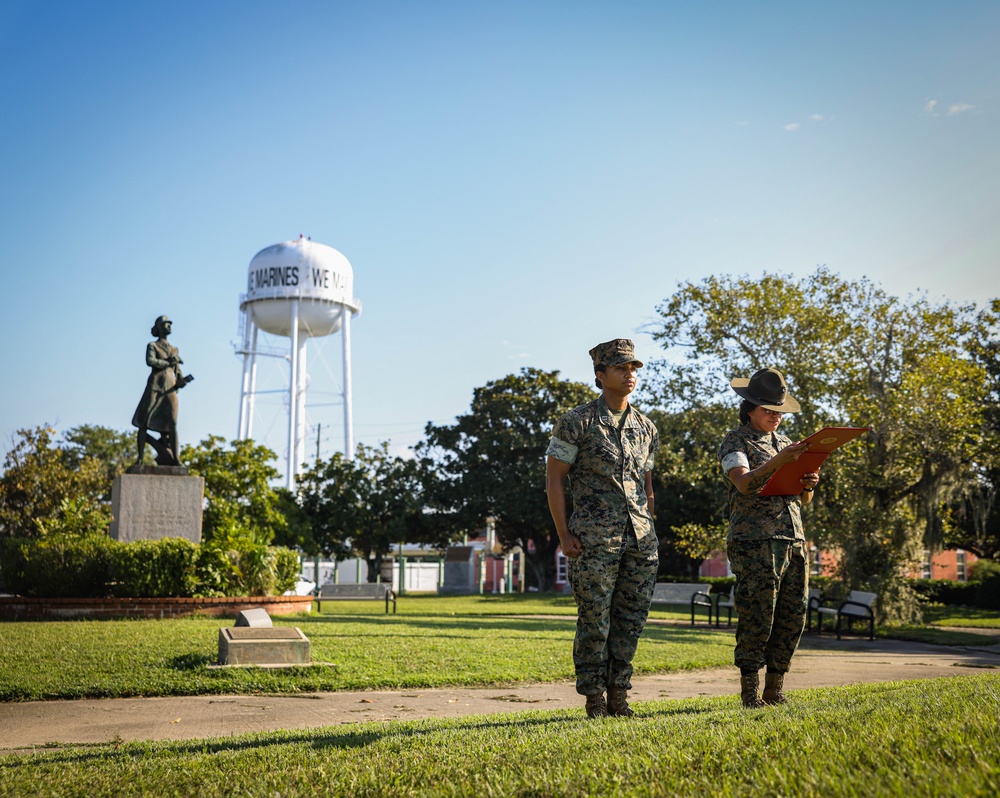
left=762, top=671, right=787, bottom=705
left=607, top=687, right=634, bottom=718
left=740, top=671, right=765, bottom=709
left=585, top=693, right=608, bottom=718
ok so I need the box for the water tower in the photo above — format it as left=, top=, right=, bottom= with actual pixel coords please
left=236, top=236, right=362, bottom=488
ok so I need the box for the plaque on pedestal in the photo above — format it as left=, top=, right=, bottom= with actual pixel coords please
left=110, top=469, right=204, bottom=544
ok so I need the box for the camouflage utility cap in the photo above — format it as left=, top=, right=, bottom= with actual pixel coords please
left=589, top=338, right=643, bottom=368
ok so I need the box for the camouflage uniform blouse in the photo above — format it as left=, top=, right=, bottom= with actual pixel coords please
left=718, top=424, right=804, bottom=544
left=546, top=395, right=658, bottom=549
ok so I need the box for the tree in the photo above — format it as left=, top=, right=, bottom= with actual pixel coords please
left=945, top=307, right=1000, bottom=562
left=271, top=487, right=316, bottom=554
left=0, top=426, right=109, bottom=539
left=647, top=404, right=731, bottom=578
left=297, top=442, right=430, bottom=581
left=643, top=268, right=999, bottom=621
left=181, top=436, right=288, bottom=545
left=60, top=424, right=143, bottom=500
left=417, top=368, right=595, bottom=591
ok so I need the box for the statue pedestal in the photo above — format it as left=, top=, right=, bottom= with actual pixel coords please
left=110, top=469, right=204, bottom=544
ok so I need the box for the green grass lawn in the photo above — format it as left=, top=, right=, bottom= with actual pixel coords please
left=0, top=598, right=734, bottom=701
left=878, top=603, right=1000, bottom=646
left=2, top=593, right=997, bottom=702
left=320, top=592, right=581, bottom=616
left=923, top=603, right=1000, bottom=629
left=2, top=674, right=997, bottom=797
left=319, top=591, right=712, bottom=624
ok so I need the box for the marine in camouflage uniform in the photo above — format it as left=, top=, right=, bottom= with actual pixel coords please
left=546, top=339, right=659, bottom=719
left=718, top=368, right=819, bottom=708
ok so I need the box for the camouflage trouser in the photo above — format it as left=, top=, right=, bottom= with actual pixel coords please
left=728, top=538, right=807, bottom=674
left=568, top=527, right=658, bottom=696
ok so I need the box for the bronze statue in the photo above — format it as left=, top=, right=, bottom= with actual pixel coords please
left=131, top=315, right=193, bottom=467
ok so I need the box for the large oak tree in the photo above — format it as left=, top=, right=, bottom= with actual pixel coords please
left=418, top=368, right=595, bottom=591
left=642, top=268, right=999, bottom=621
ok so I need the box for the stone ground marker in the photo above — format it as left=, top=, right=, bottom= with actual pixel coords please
left=218, top=608, right=310, bottom=666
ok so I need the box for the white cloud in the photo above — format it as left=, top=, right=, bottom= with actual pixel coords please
left=810, top=114, right=824, bottom=122
left=784, top=123, right=800, bottom=132
left=947, top=103, right=975, bottom=116
left=924, top=99, right=938, bottom=114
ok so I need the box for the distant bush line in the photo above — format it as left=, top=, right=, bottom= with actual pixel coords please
left=0, top=536, right=299, bottom=599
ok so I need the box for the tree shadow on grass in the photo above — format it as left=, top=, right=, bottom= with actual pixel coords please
left=169, top=652, right=214, bottom=670
left=0, top=701, right=723, bottom=768
left=302, top=614, right=724, bottom=643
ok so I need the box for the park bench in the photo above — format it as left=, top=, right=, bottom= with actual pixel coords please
left=715, top=585, right=736, bottom=627
left=815, top=590, right=876, bottom=640
left=650, top=582, right=714, bottom=625
left=315, top=582, right=397, bottom=614
left=806, top=588, right=823, bottom=633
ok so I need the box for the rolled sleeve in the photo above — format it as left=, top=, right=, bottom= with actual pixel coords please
left=721, top=451, right=749, bottom=473
left=546, top=436, right=578, bottom=465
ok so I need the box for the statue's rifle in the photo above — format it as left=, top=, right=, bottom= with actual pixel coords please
left=161, top=375, right=195, bottom=395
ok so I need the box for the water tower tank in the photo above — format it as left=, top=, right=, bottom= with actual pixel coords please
left=244, top=238, right=355, bottom=337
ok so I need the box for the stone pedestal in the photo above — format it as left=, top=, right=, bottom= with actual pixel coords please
left=218, top=627, right=311, bottom=666
left=110, top=471, right=204, bottom=543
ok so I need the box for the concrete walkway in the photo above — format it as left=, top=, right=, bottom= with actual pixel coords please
left=2, top=634, right=998, bottom=752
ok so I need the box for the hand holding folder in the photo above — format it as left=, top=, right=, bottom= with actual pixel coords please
left=760, top=427, right=869, bottom=496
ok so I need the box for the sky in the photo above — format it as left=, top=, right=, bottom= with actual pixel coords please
left=1, top=0, right=998, bottom=474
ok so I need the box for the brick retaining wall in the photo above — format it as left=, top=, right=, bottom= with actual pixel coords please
left=0, top=594, right=314, bottom=620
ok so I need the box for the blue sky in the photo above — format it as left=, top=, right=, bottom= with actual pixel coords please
left=2, top=0, right=997, bottom=470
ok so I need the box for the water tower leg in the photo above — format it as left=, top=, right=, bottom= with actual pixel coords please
left=238, top=313, right=251, bottom=439
left=342, top=304, right=354, bottom=459
left=238, top=317, right=258, bottom=440
left=246, top=325, right=259, bottom=440
left=295, top=336, right=307, bottom=471
left=287, top=300, right=300, bottom=491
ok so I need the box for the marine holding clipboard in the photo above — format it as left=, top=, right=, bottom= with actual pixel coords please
left=717, top=368, right=819, bottom=709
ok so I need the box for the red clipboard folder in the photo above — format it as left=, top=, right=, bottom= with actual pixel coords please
left=760, top=427, right=869, bottom=496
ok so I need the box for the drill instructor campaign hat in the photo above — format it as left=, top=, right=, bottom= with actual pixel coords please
left=589, top=338, right=644, bottom=368
left=730, top=368, right=801, bottom=413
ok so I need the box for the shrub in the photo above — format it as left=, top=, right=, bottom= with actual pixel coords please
left=195, top=516, right=299, bottom=597
left=908, top=578, right=979, bottom=606
left=969, top=558, right=1000, bottom=582
left=976, top=577, right=1000, bottom=610
left=1, top=534, right=300, bottom=599
left=108, top=538, right=199, bottom=597
left=273, top=546, right=301, bottom=595
left=0, top=535, right=114, bottom=597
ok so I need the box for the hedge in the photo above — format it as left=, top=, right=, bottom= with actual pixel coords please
left=0, top=535, right=300, bottom=599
